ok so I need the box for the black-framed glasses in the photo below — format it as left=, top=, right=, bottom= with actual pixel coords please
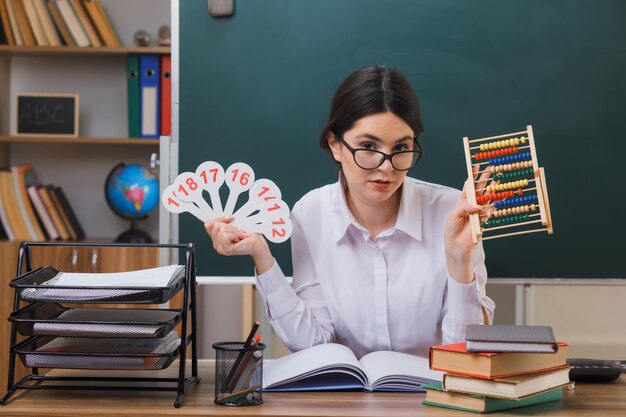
left=336, top=135, right=422, bottom=171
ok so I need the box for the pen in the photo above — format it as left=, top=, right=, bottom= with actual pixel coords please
left=223, top=321, right=260, bottom=391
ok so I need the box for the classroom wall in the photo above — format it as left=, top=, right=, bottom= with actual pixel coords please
left=174, top=0, right=626, bottom=360
left=254, top=285, right=626, bottom=360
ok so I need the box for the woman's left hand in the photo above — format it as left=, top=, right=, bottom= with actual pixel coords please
left=444, top=170, right=491, bottom=283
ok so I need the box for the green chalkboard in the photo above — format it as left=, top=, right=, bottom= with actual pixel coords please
left=179, top=0, right=626, bottom=278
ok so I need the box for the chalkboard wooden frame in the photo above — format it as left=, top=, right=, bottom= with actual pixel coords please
left=15, top=93, right=79, bottom=137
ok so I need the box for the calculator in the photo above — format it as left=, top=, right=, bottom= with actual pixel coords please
left=567, top=358, right=624, bottom=382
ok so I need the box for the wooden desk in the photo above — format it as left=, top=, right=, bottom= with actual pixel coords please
left=0, top=361, right=624, bottom=417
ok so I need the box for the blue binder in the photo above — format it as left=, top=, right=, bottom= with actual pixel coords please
left=139, top=54, right=161, bottom=138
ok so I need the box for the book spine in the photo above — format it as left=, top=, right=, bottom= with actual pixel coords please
left=11, top=165, right=44, bottom=240
left=82, top=0, right=113, bottom=47
left=38, top=185, right=69, bottom=240
left=5, top=0, right=24, bottom=46
left=92, top=0, right=117, bottom=45
left=27, top=184, right=60, bottom=240
left=53, top=186, right=84, bottom=240
left=56, top=0, right=89, bottom=46
left=0, top=0, right=16, bottom=45
left=47, top=0, right=75, bottom=46
left=47, top=185, right=77, bottom=240
left=0, top=171, right=31, bottom=241
left=21, top=0, right=47, bottom=45
left=0, top=175, right=16, bottom=240
left=68, top=0, right=99, bottom=46
left=33, top=0, right=60, bottom=46
left=12, top=0, right=35, bottom=46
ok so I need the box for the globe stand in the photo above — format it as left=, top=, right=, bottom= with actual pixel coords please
left=115, top=219, right=154, bottom=243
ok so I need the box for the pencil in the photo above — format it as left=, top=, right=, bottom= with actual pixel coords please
left=228, top=335, right=261, bottom=392
left=223, top=321, right=259, bottom=391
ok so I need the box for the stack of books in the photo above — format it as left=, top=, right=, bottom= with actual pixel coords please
left=0, top=0, right=121, bottom=48
left=424, top=325, right=571, bottom=413
left=0, top=163, right=84, bottom=241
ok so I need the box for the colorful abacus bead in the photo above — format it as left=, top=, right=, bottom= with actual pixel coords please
left=481, top=213, right=530, bottom=228
left=493, top=168, right=534, bottom=181
left=492, top=204, right=537, bottom=218
left=479, top=137, right=526, bottom=151
left=493, top=194, right=538, bottom=209
left=488, top=152, right=532, bottom=166
left=486, top=179, right=529, bottom=193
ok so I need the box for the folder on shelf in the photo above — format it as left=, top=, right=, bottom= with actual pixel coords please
left=32, top=0, right=60, bottom=46
left=0, top=0, right=16, bottom=45
left=139, top=54, right=161, bottom=139
left=127, top=54, right=141, bottom=138
left=160, top=54, right=171, bottom=136
left=11, top=164, right=45, bottom=241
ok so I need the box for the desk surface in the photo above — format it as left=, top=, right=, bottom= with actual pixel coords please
left=0, top=361, right=624, bottom=417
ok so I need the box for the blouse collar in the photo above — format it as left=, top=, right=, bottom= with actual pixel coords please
left=330, top=171, right=423, bottom=243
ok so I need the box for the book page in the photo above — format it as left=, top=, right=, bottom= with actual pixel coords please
left=359, top=351, right=443, bottom=391
left=263, top=343, right=367, bottom=390
left=52, top=265, right=183, bottom=287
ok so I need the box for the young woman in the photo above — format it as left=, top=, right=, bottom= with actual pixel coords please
left=205, top=65, right=494, bottom=359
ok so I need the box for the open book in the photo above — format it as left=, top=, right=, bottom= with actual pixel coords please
left=263, top=343, right=443, bottom=392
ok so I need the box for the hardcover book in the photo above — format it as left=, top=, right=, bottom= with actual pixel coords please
left=429, top=342, right=569, bottom=379
left=423, top=382, right=563, bottom=413
left=442, top=367, right=571, bottom=400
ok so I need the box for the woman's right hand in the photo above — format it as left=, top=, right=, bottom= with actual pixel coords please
left=204, top=216, right=274, bottom=274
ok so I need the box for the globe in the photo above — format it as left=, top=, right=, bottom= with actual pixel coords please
left=105, top=163, right=159, bottom=242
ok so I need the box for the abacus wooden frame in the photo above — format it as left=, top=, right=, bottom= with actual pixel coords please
left=462, top=125, right=553, bottom=243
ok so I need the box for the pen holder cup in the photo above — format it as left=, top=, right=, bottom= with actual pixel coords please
left=213, top=341, right=266, bottom=406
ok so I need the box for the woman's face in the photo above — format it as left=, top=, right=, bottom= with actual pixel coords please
left=329, top=112, right=415, bottom=206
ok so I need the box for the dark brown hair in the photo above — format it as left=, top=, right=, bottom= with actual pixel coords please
left=319, top=65, right=424, bottom=154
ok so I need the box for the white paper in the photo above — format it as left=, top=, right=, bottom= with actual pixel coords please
left=52, top=265, right=183, bottom=287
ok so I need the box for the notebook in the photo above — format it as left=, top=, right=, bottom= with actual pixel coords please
left=466, top=325, right=558, bottom=353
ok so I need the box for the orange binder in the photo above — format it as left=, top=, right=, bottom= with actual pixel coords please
left=160, top=54, right=171, bottom=136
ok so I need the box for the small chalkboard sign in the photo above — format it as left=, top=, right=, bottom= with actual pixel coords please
left=16, top=93, right=79, bottom=137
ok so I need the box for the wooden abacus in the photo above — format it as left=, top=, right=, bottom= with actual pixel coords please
left=463, top=125, right=553, bottom=243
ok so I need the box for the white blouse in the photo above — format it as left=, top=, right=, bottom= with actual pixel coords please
left=255, top=175, right=495, bottom=359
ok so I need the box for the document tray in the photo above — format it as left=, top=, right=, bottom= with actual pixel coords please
left=10, top=303, right=182, bottom=339
left=11, top=266, right=185, bottom=304
left=14, top=336, right=180, bottom=371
